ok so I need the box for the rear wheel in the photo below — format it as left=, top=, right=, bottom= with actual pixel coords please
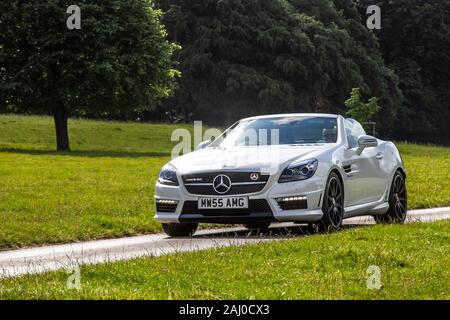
left=310, top=172, right=344, bottom=233
left=243, top=222, right=271, bottom=230
left=162, top=223, right=198, bottom=237
left=374, top=171, right=407, bottom=224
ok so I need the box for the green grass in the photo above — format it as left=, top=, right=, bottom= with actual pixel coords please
left=0, top=114, right=449, bottom=249
left=0, top=114, right=192, bottom=248
left=1, top=221, right=448, bottom=299
left=396, top=143, right=450, bottom=208
left=0, top=114, right=190, bottom=153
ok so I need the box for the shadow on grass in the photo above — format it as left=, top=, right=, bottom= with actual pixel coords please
left=191, top=223, right=370, bottom=240
left=0, top=148, right=171, bottom=158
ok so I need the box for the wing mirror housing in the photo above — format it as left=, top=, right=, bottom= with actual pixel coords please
left=356, top=135, right=378, bottom=155
left=197, top=140, right=212, bottom=150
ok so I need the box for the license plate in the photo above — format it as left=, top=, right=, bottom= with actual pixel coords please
left=198, top=197, right=249, bottom=209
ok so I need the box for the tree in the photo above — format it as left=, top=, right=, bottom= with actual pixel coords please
left=155, top=0, right=402, bottom=137
left=345, top=88, right=380, bottom=123
left=358, top=0, right=450, bottom=145
left=0, top=0, right=178, bottom=150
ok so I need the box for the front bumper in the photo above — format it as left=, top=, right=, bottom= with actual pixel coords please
left=154, top=175, right=326, bottom=224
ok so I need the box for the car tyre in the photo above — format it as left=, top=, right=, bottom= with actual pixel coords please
left=162, top=223, right=198, bottom=237
left=374, top=171, right=407, bottom=224
left=311, top=172, right=344, bottom=233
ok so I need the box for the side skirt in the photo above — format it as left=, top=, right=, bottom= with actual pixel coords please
left=344, top=198, right=389, bottom=218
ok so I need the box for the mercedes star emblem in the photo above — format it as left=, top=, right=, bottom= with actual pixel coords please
left=250, top=173, right=259, bottom=181
left=213, top=174, right=232, bottom=194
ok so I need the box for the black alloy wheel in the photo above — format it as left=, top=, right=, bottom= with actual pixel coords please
left=374, top=171, right=407, bottom=224
left=310, top=172, right=344, bottom=233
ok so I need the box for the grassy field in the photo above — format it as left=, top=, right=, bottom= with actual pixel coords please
left=395, top=143, right=450, bottom=208
left=0, top=114, right=449, bottom=249
left=1, top=221, right=448, bottom=299
left=0, top=114, right=186, bottom=248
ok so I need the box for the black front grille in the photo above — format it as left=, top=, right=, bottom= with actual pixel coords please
left=183, top=172, right=269, bottom=183
left=181, top=199, right=272, bottom=216
left=277, top=199, right=308, bottom=210
left=184, top=184, right=266, bottom=195
left=155, top=203, right=178, bottom=213
left=182, top=172, right=269, bottom=195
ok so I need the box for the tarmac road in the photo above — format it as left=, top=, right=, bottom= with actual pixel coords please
left=0, top=207, right=449, bottom=278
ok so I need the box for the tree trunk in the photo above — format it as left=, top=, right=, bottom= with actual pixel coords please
left=53, top=103, right=70, bottom=151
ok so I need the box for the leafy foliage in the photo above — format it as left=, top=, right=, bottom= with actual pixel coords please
left=358, top=0, right=450, bottom=144
left=345, top=88, right=380, bottom=123
left=155, top=0, right=402, bottom=136
left=0, top=0, right=178, bottom=149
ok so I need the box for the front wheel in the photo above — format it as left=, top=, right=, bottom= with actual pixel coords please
left=162, top=223, right=198, bottom=237
left=374, top=171, right=407, bottom=224
left=310, top=172, right=344, bottom=233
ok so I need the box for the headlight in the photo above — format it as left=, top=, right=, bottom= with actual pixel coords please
left=278, top=159, right=318, bottom=183
left=158, top=164, right=179, bottom=186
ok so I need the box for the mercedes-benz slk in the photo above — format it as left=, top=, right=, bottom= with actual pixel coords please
left=154, top=114, right=407, bottom=236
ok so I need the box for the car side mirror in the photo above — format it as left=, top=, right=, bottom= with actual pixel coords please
left=197, top=140, right=212, bottom=150
left=356, top=135, right=378, bottom=155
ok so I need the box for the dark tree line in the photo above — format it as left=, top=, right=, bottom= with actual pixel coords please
left=155, top=0, right=402, bottom=136
left=358, top=0, right=450, bottom=144
left=154, top=0, right=449, bottom=144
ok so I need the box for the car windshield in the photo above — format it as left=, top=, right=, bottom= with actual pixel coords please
left=218, top=116, right=338, bottom=147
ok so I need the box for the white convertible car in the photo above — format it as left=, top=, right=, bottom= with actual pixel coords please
left=154, top=114, right=407, bottom=237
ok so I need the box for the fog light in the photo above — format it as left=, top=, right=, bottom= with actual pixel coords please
left=155, top=199, right=179, bottom=213
left=276, top=195, right=307, bottom=210
left=277, top=196, right=307, bottom=202
left=156, top=199, right=178, bottom=205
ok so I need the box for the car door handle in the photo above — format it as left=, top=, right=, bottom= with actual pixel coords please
left=376, top=152, right=384, bottom=160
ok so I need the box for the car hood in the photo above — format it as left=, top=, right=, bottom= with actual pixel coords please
left=170, top=144, right=329, bottom=175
